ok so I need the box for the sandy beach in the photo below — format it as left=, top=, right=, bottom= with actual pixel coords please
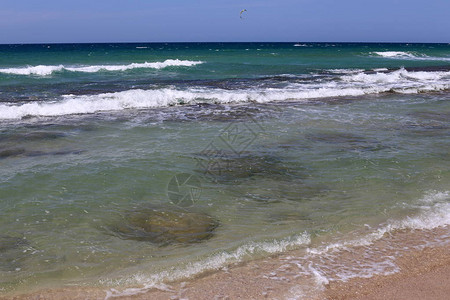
left=3, top=225, right=448, bottom=300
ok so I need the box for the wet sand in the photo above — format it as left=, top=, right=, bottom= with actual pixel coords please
left=2, top=226, right=449, bottom=300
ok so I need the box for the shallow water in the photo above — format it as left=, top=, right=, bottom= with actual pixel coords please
left=0, top=43, right=449, bottom=294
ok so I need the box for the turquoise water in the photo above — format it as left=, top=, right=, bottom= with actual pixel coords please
left=0, top=43, right=449, bottom=294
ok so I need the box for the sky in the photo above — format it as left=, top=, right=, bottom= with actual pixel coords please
left=0, top=0, right=449, bottom=44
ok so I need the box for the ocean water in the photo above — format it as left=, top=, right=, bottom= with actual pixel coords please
left=0, top=43, right=449, bottom=295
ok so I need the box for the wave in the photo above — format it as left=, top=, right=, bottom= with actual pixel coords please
left=341, top=67, right=449, bottom=84
left=0, top=68, right=448, bottom=120
left=372, top=51, right=450, bottom=61
left=0, top=59, right=203, bottom=76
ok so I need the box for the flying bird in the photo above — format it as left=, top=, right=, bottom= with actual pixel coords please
left=240, top=9, right=247, bottom=19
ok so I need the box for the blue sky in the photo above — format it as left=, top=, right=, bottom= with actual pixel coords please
left=1, top=0, right=449, bottom=43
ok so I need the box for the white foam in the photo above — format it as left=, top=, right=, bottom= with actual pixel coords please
left=0, top=65, right=65, bottom=76
left=372, top=68, right=388, bottom=72
left=308, top=265, right=329, bottom=286
left=373, top=51, right=450, bottom=61
left=0, top=59, right=203, bottom=76
left=419, top=191, right=449, bottom=204
left=398, top=191, right=450, bottom=230
left=373, top=51, right=417, bottom=58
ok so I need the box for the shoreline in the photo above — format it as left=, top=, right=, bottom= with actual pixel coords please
left=2, top=225, right=449, bottom=300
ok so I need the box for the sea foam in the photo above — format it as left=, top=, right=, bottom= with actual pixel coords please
left=0, top=59, right=203, bottom=76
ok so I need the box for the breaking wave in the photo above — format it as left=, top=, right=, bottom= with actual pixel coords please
left=0, top=68, right=448, bottom=120
left=372, top=51, right=450, bottom=61
left=0, top=59, right=203, bottom=76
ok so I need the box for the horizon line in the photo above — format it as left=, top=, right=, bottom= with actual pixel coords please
left=1, top=41, right=449, bottom=46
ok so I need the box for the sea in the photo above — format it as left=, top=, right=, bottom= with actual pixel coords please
left=0, top=43, right=449, bottom=297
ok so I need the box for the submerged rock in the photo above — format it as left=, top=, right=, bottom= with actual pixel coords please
left=0, top=131, right=66, bottom=143
left=23, top=131, right=67, bottom=140
left=401, top=123, right=450, bottom=137
left=305, top=132, right=388, bottom=152
left=26, top=149, right=85, bottom=157
left=109, top=207, right=219, bottom=245
left=0, top=235, right=28, bottom=252
left=0, top=148, right=26, bottom=159
left=306, top=132, right=367, bottom=144
left=0, top=131, right=79, bottom=159
left=409, top=111, right=450, bottom=122
left=193, top=150, right=289, bottom=182
left=0, top=148, right=84, bottom=159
